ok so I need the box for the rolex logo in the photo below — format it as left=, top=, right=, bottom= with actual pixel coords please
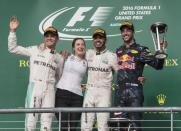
left=157, top=94, right=166, bottom=105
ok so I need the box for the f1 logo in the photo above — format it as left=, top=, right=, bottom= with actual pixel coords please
left=66, top=7, right=114, bottom=27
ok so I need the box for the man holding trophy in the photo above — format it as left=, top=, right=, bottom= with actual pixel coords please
left=115, top=21, right=167, bottom=131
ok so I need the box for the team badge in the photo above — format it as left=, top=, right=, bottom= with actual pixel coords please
left=102, top=58, right=108, bottom=64
left=130, top=50, right=138, bottom=54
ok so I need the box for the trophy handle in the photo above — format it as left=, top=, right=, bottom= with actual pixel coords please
left=150, top=22, right=168, bottom=59
left=150, top=30, right=157, bottom=51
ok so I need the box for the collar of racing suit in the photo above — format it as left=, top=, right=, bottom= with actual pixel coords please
left=45, top=46, right=56, bottom=54
left=95, top=48, right=107, bottom=55
left=123, top=42, right=137, bottom=49
left=38, top=43, right=56, bottom=54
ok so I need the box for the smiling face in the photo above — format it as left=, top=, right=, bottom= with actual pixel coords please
left=121, top=27, right=134, bottom=45
left=92, top=34, right=106, bottom=52
left=72, top=38, right=86, bottom=58
left=44, top=33, right=58, bottom=49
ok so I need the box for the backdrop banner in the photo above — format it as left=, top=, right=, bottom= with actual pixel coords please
left=0, top=0, right=180, bottom=130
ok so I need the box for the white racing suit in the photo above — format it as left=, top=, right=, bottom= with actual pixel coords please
left=81, top=49, right=118, bottom=131
left=8, top=32, right=64, bottom=131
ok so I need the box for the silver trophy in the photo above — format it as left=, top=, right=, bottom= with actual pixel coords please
left=150, top=22, right=168, bottom=59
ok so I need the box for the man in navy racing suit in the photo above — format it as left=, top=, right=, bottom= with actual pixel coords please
left=115, top=21, right=167, bottom=131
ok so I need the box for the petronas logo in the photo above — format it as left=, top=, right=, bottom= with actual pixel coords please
left=157, top=94, right=166, bottom=105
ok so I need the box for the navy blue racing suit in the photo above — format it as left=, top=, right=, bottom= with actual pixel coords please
left=115, top=42, right=165, bottom=131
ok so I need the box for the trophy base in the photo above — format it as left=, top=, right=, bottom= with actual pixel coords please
left=155, top=51, right=167, bottom=59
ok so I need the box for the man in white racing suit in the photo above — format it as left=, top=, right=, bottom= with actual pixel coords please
left=81, top=28, right=118, bottom=131
left=8, top=16, right=64, bottom=131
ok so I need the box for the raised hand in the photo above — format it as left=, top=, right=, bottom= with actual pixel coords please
left=9, top=16, right=20, bottom=32
left=60, top=50, right=70, bottom=58
left=138, top=76, right=146, bottom=86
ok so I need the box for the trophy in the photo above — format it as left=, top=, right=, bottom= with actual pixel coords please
left=150, top=22, right=168, bottom=59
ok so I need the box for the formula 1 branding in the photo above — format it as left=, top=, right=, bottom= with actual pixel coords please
left=39, top=6, right=145, bottom=40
